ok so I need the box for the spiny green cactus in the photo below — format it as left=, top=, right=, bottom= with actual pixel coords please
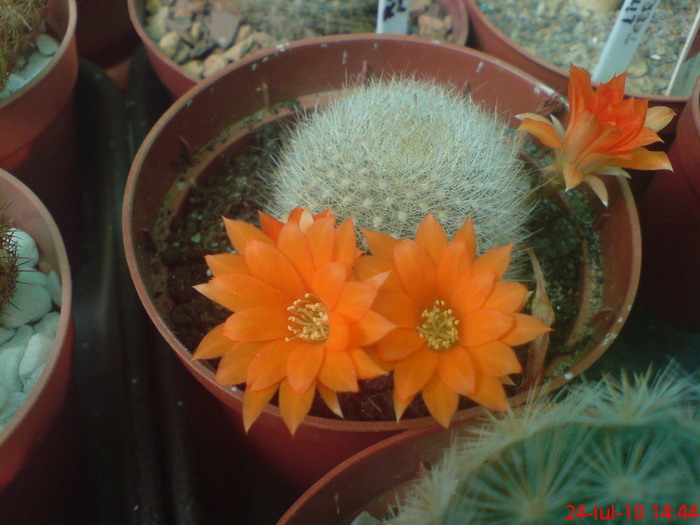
left=0, top=216, right=19, bottom=313
left=236, top=0, right=376, bottom=42
left=0, top=0, right=48, bottom=91
left=384, top=364, right=700, bottom=524
left=263, top=78, right=534, bottom=262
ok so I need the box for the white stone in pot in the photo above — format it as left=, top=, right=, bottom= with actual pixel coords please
left=0, top=270, right=53, bottom=329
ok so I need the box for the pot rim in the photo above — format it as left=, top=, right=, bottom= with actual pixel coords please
left=123, top=33, right=641, bottom=434
left=0, top=168, right=73, bottom=447
left=0, top=0, right=78, bottom=108
left=464, top=0, right=687, bottom=104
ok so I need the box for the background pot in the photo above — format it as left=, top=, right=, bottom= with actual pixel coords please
left=127, top=0, right=469, bottom=100
left=639, top=76, right=700, bottom=333
left=0, top=0, right=81, bottom=260
left=0, top=168, right=74, bottom=491
left=464, top=0, right=686, bottom=136
left=123, top=34, right=640, bottom=492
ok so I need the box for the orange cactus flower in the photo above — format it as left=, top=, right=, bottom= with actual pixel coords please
left=193, top=210, right=395, bottom=435
left=358, top=214, right=550, bottom=428
left=517, top=64, right=674, bottom=206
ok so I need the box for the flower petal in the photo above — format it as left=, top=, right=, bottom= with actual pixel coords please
left=392, top=349, right=438, bottom=401
left=352, top=310, right=397, bottom=346
left=393, top=391, right=414, bottom=422
left=258, top=210, right=285, bottom=241
left=317, top=382, right=343, bottom=417
left=451, top=271, right=496, bottom=318
left=613, top=148, right=673, bottom=171
left=415, top=213, right=449, bottom=264
left=517, top=117, right=563, bottom=149
left=246, top=338, right=294, bottom=391
left=376, top=327, right=425, bottom=362
left=326, top=312, right=350, bottom=352
left=350, top=347, right=387, bottom=380
left=318, top=350, right=358, bottom=392
left=460, top=310, right=514, bottom=347
left=472, top=244, right=513, bottom=280
left=279, top=379, right=315, bottom=436
left=205, top=253, right=248, bottom=276
left=215, top=342, right=264, bottom=385
left=333, top=218, right=357, bottom=272
left=501, top=313, right=552, bottom=346
left=223, top=307, right=290, bottom=342
left=335, top=281, right=378, bottom=321
left=371, top=290, right=420, bottom=327
left=362, top=227, right=398, bottom=259
left=193, top=323, right=233, bottom=360
left=243, top=383, right=278, bottom=432
left=469, top=340, right=523, bottom=377
left=198, top=273, right=288, bottom=312
left=436, top=346, right=475, bottom=395
left=422, top=375, right=460, bottom=428
left=393, top=239, right=436, bottom=308
left=584, top=175, right=609, bottom=207
left=306, top=216, right=335, bottom=268
left=482, top=281, right=529, bottom=313
left=468, top=374, right=508, bottom=411
left=644, top=105, right=675, bottom=132
left=245, top=240, right=306, bottom=300
left=286, top=341, right=324, bottom=394
left=436, top=241, right=472, bottom=300
left=224, top=217, right=273, bottom=255
left=354, top=255, right=403, bottom=292
left=452, top=217, right=476, bottom=259
left=277, top=222, right=315, bottom=285
left=311, top=262, right=346, bottom=310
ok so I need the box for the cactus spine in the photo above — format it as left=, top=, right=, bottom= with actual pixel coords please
left=0, top=0, right=48, bottom=91
left=0, top=215, right=19, bottom=313
left=384, top=365, right=700, bottom=524
left=263, top=78, right=533, bottom=260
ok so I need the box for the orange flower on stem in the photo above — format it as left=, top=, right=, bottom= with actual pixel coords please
left=517, top=64, right=674, bottom=206
left=358, top=214, right=551, bottom=427
left=193, top=209, right=394, bottom=435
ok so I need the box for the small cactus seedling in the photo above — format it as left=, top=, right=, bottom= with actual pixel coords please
left=383, top=364, right=700, bottom=524
left=263, top=77, right=534, bottom=261
left=0, top=214, right=19, bottom=313
left=0, top=0, right=48, bottom=91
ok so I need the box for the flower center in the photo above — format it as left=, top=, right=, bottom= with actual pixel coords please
left=286, top=294, right=330, bottom=343
left=417, top=300, right=459, bottom=352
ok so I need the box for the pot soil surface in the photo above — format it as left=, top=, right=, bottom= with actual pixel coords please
left=154, top=118, right=602, bottom=422
left=477, top=0, right=696, bottom=96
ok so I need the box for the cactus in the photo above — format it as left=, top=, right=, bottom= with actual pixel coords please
left=263, top=78, right=534, bottom=262
left=236, top=0, right=376, bottom=42
left=0, top=214, right=19, bottom=313
left=0, top=0, right=48, bottom=91
left=383, top=364, right=700, bottom=524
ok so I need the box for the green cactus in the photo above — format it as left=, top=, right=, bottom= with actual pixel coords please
left=0, top=0, right=48, bottom=91
left=236, top=0, right=376, bottom=41
left=263, top=77, right=534, bottom=262
left=383, top=364, right=700, bottom=524
left=0, top=215, right=19, bottom=313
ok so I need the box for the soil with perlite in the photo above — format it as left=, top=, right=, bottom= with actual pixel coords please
left=154, top=119, right=601, bottom=422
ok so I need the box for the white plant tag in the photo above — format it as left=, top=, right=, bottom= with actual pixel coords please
left=592, top=0, right=660, bottom=83
left=665, top=8, right=700, bottom=96
left=376, top=0, right=409, bottom=35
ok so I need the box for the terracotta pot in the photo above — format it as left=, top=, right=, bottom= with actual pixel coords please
left=0, top=168, right=74, bottom=491
left=127, top=0, right=469, bottom=99
left=123, top=34, right=640, bottom=491
left=0, top=0, right=81, bottom=260
left=464, top=0, right=685, bottom=137
left=639, top=77, right=700, bottom=332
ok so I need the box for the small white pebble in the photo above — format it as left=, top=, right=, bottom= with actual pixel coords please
left=34, top=311, right=60, bottom=338
left=12, top=229, right=39, bottom=268
left=0, top=277, right=53, bottom=328
left=35, top=34, right=59, bottom=56
left=0, top=392, right=28, bottom=425
left=0, top=339, right=26, bottom=392
left=564, top=372, right=574, bottom=380
left=0, top=327, right=14, bottom=346
left=0, top=383, right=9, bottom=413
left=19, top=333, right=52, bottom=385
left=22, top=52, right=52, bottom=83
left=46, top=270, right=62, bottom=307
left=22, top=364, right=45, bottom=394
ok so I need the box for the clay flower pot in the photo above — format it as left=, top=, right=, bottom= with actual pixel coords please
left=464, top=0, right=685, bottom=136
left=0, top=168, right=74, bottom=491
left=0, top=0, right=81, bottom=258
left=123, top=34, right=640, bottom=491
left=639, top=76, right=700, bottom=333
left=127, top=0, right=469, bottom=99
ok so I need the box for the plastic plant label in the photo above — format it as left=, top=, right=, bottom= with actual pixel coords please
left=376, top=0, right=409, bottom=35
left=665, top=8, right=700, bottom=96
left=592, top=0, right=660, bottom=83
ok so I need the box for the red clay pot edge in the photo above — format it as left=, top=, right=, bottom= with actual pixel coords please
left=128, top=0, right=469, bottom=100
left=0, top=168, right=73, bottom=488
left=0, top=0, right=78, bottom=160
left=123, top=34, right=638, bottom=435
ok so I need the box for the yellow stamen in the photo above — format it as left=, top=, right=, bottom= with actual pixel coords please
left=286, top=293, right=329, bottom=343
left=418, top=300, right=459, bottom=352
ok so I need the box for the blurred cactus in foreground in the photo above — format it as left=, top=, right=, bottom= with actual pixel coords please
left=0, top=0, right=48, bottom=91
